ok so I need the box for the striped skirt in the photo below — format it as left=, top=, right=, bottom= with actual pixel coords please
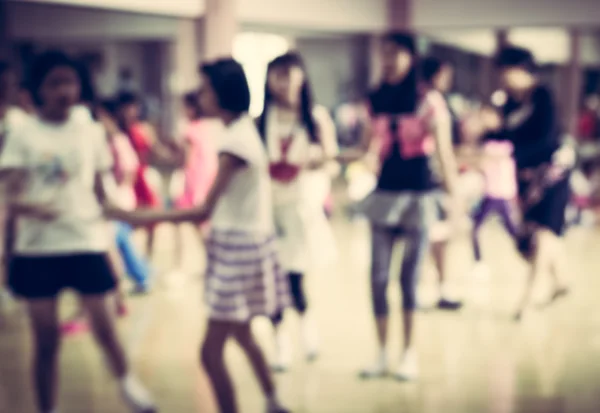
left=205, top=230, right=291, bottom=323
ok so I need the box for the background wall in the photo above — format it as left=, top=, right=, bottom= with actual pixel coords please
left=295, top=35, right=371, bottom=108
left=412, top=0, right=600, bottom=28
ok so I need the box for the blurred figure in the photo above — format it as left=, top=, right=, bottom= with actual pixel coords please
left=493, top=46, right=572, bottom=320
left=172, top=91, right=219, bottom=272
left=471, top=140, right=519, bottom=276
left=116, top=92, right=175, bottom=258
left=99, top=101, right=152, bottom=295
left=257, top=52, right=338, bottom=372
left=0, top=61, right=26, bottom=309
left=110, top=58, right=291, bottom=413
left=577, top=95, right=599, bottom=142
left=0, top=51, right=155, bottom=413
left=341, top=33, right=460, bottom=381
left=421, top=57, right=463, bottom=310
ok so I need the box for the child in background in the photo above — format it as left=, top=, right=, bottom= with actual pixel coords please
left=172, top=92, right=219, bottom=271
left=471, top=140, right=519, bottom=277
left=110, top=58, right=290, bottom=413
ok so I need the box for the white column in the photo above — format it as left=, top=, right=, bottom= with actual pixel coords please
left=203, top=0, right=238, bottom=61
left=565, top=29, right=582, bottom=136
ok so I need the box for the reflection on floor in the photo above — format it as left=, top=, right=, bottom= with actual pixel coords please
left=1, top=216, right=600, bottom=413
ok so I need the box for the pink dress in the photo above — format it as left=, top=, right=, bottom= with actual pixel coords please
left=481, top=141, right=517, bottom=200
left=175, top=120, right=219, bottom=209
left=111, top=133, right=139, bottom=211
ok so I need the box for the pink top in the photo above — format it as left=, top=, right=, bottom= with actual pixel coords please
left=176, top=119, right=219, bottom=208
left=371, top=91, right=445, bottom=163
left=111, top=133, right=139, bottom=210
left=481, top=140, right=517, bottom=200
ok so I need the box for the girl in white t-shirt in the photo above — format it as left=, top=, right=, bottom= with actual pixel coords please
left=0, top=51, right=155, bottom=413
left=110, top=59, right=291, bottom=413
left=256, top=52, right=338, bottom=371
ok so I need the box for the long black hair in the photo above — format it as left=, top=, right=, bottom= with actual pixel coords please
left=200, top=59, right=251, bottom=114
left=257, top=52, right=319, bottom=143
left=370, top=33, right=419, bottom=114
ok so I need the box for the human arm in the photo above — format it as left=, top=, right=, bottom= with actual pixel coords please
left=307, top=107, right=339, bottom=170
left=106, top=153, right=245, bottom=225
left=336, top=102, right=374, bottom=164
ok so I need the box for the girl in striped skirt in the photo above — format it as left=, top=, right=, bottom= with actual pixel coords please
left=109, top=59, right=291, bottom=413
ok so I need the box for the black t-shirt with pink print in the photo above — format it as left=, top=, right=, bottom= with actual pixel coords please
left=368, top=81, right=438, bottom=192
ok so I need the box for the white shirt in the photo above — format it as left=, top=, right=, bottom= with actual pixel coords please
left=266, top=105, right=338, bottom=206
left=211, top=115, right=274, bottom=234
left=0, top=113, right=113, bottom=255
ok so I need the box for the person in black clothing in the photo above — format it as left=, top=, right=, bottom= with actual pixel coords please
left=420, top=57, right=463, bottom=310
left=492, top=46, right=572, bottom=320
left=340, top=33, right=460, bottom=381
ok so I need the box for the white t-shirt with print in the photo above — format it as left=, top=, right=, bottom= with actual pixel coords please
left=0, top=114, right=113, bottom=255
left=211, top=115, right=274, bottom=234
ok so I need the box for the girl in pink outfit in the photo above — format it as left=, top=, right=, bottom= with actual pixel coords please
left=174, top=93, right=219, bottom=270
left=472, top=140, right=518, bottom=266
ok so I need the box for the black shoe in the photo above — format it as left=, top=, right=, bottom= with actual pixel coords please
left=437, top=298, right=463, bottom=311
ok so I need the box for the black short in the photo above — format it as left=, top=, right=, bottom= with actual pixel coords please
left=521, top=176, right=570, bottom=236
left=9, top=253, right=117, bottom=299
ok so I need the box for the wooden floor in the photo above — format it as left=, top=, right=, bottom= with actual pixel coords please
left=1, top=215, right=600, bottom=413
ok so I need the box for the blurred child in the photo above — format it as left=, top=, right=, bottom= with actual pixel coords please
left=172, top=92, right=219, bottom=271
left=471, top=140, right=519, bottom=277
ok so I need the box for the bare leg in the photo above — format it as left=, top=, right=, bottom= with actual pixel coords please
left=27, top=298, right=61, bottom=413
left=145, top=226, right=155, bottom=260
left=547, top=234, right=570, bottom=300
left=201, top=320, right=237, bottom=413
left=515, top=229, right=552, bottom=320
left=81, top=294, right=155, bottom=412
left=233, top=323, right=275, bottom=397
left=80, top=294, right=128, bottom=377
left=431, top=241, right=446, bottom=287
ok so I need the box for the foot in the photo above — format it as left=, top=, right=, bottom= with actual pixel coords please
left=392, top=350, right=418, bottom=382
left=301, top=317, right=319, bottom=363
left=120, top=375, right=156, bottom=413
left=266, top=398, right=291, bottom=413
left=61, top=319, right=89, bottom=336
left=437, top=298, right=463, bottom=311
left=551, top=286, right=570, bottom=303
left=359, top=357, right=388, bottom=379
left=271, top=331, right=292, bottom=373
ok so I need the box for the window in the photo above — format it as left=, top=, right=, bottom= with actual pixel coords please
left=233, top=32, right=290, bottom=117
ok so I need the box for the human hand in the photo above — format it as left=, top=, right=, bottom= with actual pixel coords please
left=11, top=202, right=58, bottom=221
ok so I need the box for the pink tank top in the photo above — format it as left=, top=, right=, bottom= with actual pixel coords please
left=481, top=141, right=517, bottom=200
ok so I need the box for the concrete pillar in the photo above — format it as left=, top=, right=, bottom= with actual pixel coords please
left=203, top=0, right=238, bottom=61
left=564, top=29, right=582, bottom=136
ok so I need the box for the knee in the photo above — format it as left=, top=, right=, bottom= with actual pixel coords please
left=401, top=285, right=418, bottom=311
left=371, top=286, right=388, bottom=316
left=200, top=343, right=214, bottom=371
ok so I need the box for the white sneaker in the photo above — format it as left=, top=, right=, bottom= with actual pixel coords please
left=301, top=316, right=319, bottom=362
left=392, top=351, right=418, bottom=381
left=471, top=262, right=491, bottom=278
left=359, top=354, right=388, bottom=379
left=120, top=375, right=156, bottom=413
left=271, top=330, right=292, bottom=373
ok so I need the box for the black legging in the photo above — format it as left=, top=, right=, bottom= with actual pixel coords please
left=271, top=272, right=307, bottom=325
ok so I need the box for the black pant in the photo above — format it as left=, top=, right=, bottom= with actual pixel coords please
left=272, top=272, right=307, bottom=324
